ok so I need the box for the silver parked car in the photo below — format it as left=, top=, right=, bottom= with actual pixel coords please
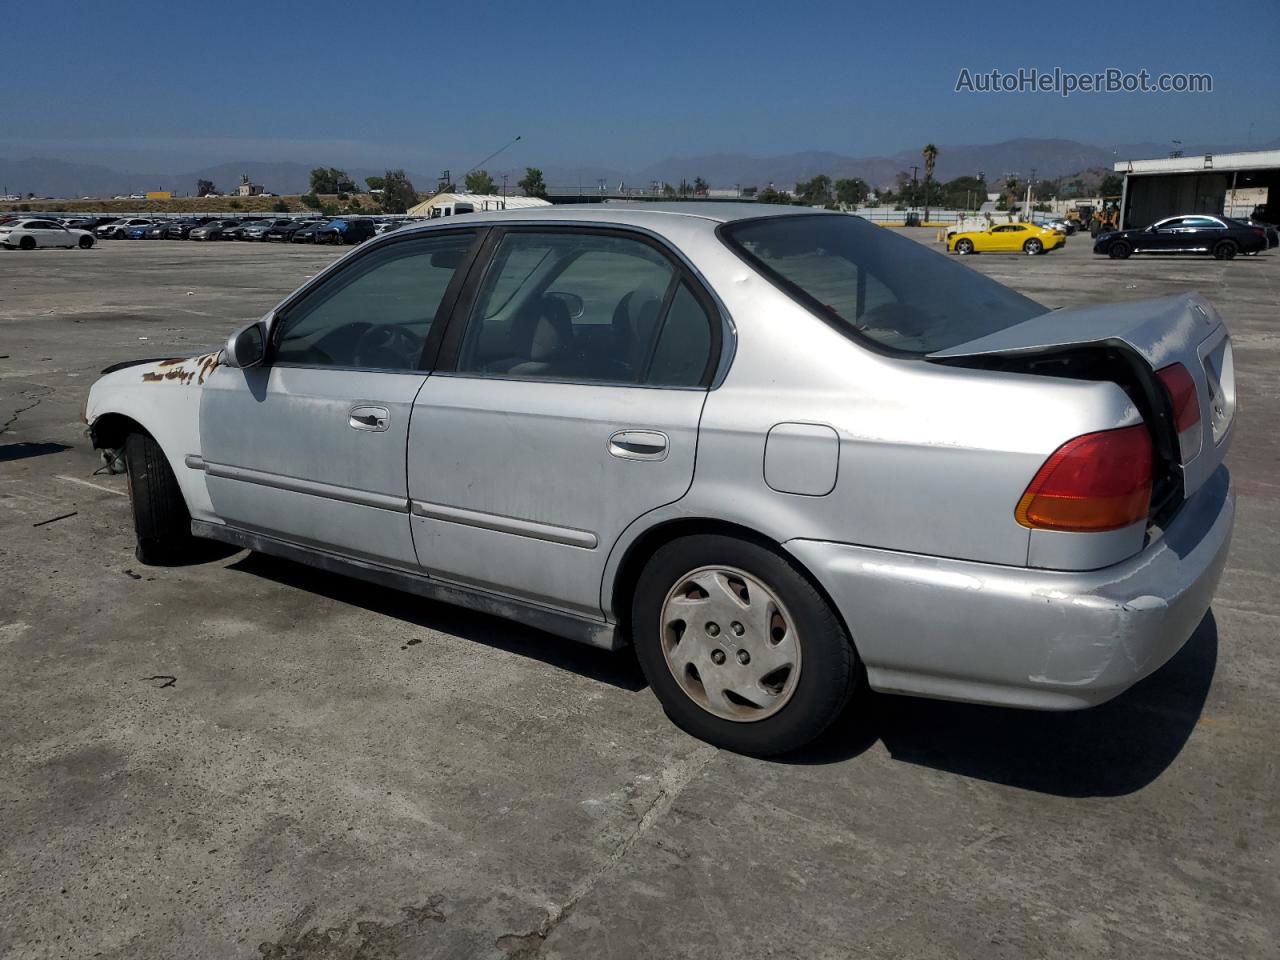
left=84, top=205, right=1235, bottom=755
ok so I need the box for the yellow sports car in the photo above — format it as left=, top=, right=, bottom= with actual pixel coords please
left=947, top=222, right=1065, bottom=255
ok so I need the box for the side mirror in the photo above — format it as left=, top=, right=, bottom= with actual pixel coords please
left=223, top=322, right=266, bottom=369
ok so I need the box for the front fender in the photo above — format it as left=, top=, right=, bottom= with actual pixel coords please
left=86, top=353, right=221, bottom=520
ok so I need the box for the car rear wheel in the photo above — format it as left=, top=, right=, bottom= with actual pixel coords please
left=1213, top=240, right=1238, bottom=260
left=18, top=236, right=36, bottom=250
left=1108, top=240, right=1132, bottom=259
left=78, top=235, right=94, bottom=249
left=955, top=238, right=974, bottom=255
left=124, top=432, right=196, bottom=565
left=631, top=534, right=861, bottom=756
left=1023, top=238, right=1043, bottom=254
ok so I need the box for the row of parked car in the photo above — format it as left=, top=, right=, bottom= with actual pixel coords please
left=77, top=215, right=417, bottom=245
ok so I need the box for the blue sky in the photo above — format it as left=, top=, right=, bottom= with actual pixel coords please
left=1, top=0, right=1275, bottom=171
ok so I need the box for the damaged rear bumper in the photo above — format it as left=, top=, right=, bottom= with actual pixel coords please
left=786, top=465, right=1234, bottom=710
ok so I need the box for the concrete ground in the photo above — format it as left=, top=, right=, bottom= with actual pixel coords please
left=1, top=232, right=1277, bottom=959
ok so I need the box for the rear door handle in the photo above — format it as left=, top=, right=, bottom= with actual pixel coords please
left=349, top=405, right=390, bottom=432
left=608, top=430, right=669, bottom=461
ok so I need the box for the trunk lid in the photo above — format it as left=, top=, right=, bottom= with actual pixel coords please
left=929, top=292, right=1235, bottom=501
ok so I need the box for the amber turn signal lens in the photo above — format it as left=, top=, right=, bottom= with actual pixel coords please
left=1015, top=425, right=1153, bottom=532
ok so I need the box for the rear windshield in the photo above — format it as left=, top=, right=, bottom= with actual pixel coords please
left=721, top=214, right=1045, bottom=354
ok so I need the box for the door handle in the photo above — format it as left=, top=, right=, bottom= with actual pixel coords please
left=349, top=405, right=390, bottom=432
left=608, top=430, right=669, bottom=461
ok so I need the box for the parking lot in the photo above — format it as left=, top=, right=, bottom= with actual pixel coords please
left=1, top=232, right=1277, bottom=958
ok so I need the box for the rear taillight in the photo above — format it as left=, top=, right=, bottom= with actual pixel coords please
left=1156, top=362, right=1202, bottom=462
left=1015, top=425, right=1153, bottom=532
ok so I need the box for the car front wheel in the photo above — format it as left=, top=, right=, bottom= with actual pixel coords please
left=1108, top=240, right=1132, bottom=259
left=955, top=238, right=974, bottom=254
left=631, top=534, right=860, bottom=756
left=78, top=235, right=94, bottom=249
left=19, top=236, right=36, bottom=250
left=125, top=432, right=196, bottom=565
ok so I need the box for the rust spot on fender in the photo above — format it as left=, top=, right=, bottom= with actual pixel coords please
left=140, top=351, right=220, bottom=386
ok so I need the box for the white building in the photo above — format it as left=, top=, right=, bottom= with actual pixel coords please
left=407, top=192, right=550, bottom=219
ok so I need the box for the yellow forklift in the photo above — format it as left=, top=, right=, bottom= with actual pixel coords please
left=1089, top=197, right=1122, bottom=237
left=1065, top=203, right=1094, bottom=234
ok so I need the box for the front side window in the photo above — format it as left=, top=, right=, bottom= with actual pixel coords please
left=455, top=231, right=713, bottom=385
left=274, top=231, right=476, bottom=370
left=722, top=214, right=1044, bottom=355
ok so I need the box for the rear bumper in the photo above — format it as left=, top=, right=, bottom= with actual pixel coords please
left=787, top=466, right=1234, bottom=710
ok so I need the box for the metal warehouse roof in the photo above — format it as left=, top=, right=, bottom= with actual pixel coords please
left=1115, top=149, right=1280, bottom=176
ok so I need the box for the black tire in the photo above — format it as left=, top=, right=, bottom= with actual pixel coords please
left=1023, top=237, right=1043, bottom=255
left=19, top=236, right=36, bottom=250
left=955, top=238, right=974, bottom=255
left=78, top=235, right=94, bottom=249
left=1213, top=240, right=1237, bottom=260
left=631, top=534, right=861, bottom=757
left=1108, top=240, right=1132, bottom=259
left=124, top=432, right=195, bottom=565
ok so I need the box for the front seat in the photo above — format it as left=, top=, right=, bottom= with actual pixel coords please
left=488, top=296, right=574, bottom=376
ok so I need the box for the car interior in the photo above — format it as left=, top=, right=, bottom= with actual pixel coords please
left=458, top=236, right=677, bottom=382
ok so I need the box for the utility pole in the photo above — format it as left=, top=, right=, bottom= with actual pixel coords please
left=1025, top=168, right=1036, bottom=220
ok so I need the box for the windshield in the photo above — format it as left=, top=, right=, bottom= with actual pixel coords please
left=721, top=214, right=1046, bottom=354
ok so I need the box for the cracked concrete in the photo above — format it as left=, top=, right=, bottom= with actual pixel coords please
left=496, top=745, right=718, bottom=957
left=1, top=238, right=1278, bottom=959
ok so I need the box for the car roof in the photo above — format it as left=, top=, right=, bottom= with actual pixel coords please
left=436, top=201, right=815, bottom=225
left=389, top=202, right=822, bottom=244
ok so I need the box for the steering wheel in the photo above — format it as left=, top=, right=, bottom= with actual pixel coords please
left=352, top=323, right=422, bottom=369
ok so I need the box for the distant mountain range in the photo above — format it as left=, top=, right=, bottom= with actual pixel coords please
left=3, top=137, right=1276, bottom=198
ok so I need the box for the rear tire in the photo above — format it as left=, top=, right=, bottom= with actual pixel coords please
left=19, top=236, right=36, bottom=250
left=1213, top=240, right=1237, bottom=260
left=124, top=432, right=195, bottom=565
left=1023, top=238, right=1043, bottom=255
left=1108, top=240, right=1132, bottom=259
left=78, top=235, right=94, bottom=249
left=631, top=534, right=861, bottom=757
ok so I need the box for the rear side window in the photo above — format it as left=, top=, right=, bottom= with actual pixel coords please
left=647, top=283, right=714, bottom=386
left=721, top=214, right=1044, bottom=354
left=455, top=231, right=715, bottom=386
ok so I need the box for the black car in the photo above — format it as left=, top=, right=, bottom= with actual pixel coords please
left=312, top=217, right=377, bottom=245
left=144, top=222, right=172, bottom=239
left=1094, top=214, right=1269, bottom=260
left=290, top=221, right=328, bottom=243
left=268, top=220, right=316, bottom=241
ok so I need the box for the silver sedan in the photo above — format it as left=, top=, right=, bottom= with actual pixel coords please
left=85, top=204, right=1235, bottom=755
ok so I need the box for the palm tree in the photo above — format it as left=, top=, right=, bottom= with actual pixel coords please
left=1004, top=176, right=1020, bottom=218
left=921, top=144, right=939, bottom=223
